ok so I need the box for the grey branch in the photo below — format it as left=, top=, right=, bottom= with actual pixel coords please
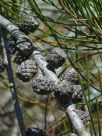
left=32, top=51, right=91, bottom=136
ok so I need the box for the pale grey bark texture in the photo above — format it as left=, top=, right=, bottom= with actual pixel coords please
left=67, top=105, right=90, bottom=136
left=0, top=15, right=91, bottom=136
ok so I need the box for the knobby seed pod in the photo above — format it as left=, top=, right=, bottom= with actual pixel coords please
left=76, top=109, right=89, bottom=124
left=26, top=127, right=45, bottom=136
left=18, top=13, right=39, bottom=34
left=54, top=80, right=73, bottom=103
left=8, top=40, right=16, bottom=54
left=0, top=59, right=5, bottom=72
left=32, top=76, right=55, bottom=95
left=16, top=38, right=33, bottom=56
left=72, top=85, right=83, bottom=103
left=60, top=68, right=79, bottom=85
left=46, top=47, right=67, bottom=69
left=14, top=51, right=28, bottom=64
left=16, top=59, right=38, bottom=82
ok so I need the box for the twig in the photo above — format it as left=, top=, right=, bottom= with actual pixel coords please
left=0, top=28, right=26, bottom=136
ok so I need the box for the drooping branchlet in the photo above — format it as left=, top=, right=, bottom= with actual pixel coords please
left=32, top=76, right=55, bottom=95
left=26, top=127, right=45, bottom=136
left=47, top=47, right=67, bottom=69
left=18, top=13, right=39, bottom=34
left=16, top=59, right=38, bottom=82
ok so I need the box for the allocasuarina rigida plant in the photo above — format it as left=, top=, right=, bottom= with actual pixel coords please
left=0, top=13, right=91, bottom=136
